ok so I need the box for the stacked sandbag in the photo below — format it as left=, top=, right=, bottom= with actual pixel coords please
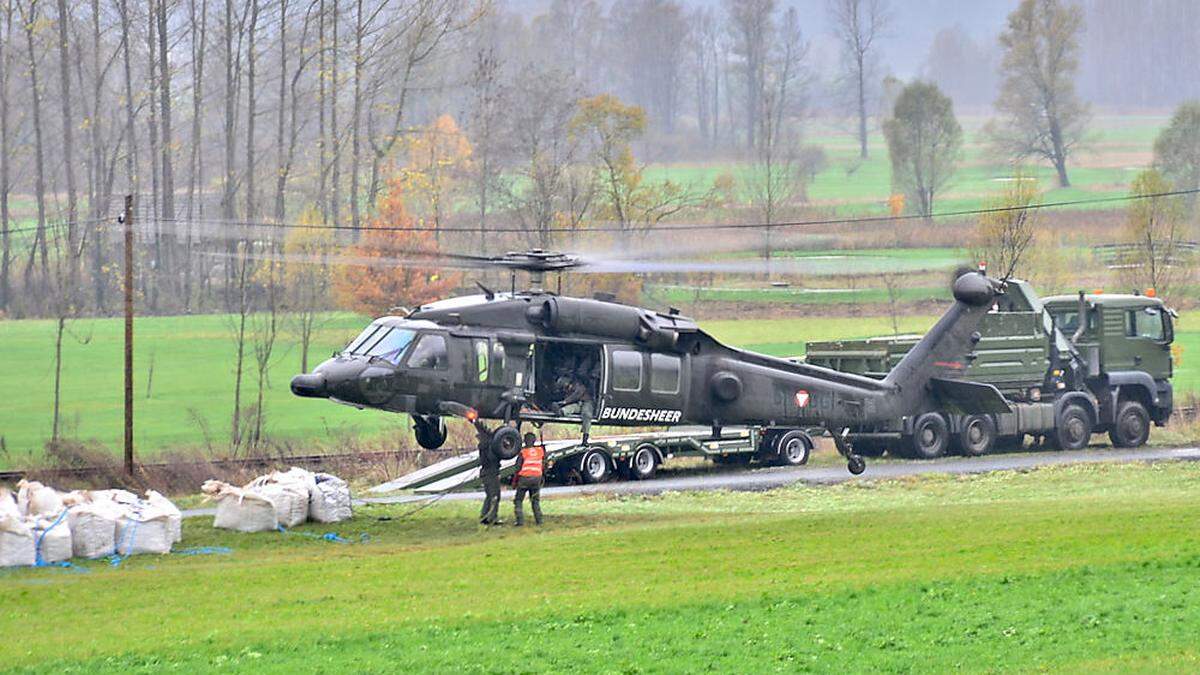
left=65, top=500, right=121, bottom=559
left=245, top=471, right=312, bottom=527
left=17, top=480, right=65, bottom=518
left=0, top=488, right=36, bottom=568
left=145, top=491, right=183, bottom=544
left=203, top=480, right=279, bottom=533
left=31, top=512, right=73, bottom=564
left=114, top=497, right=177, bottom=556
left=309, top=473, right=353, bottom=524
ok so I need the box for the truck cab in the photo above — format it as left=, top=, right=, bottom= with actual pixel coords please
left=1043, top=291, right=1174, bottom=426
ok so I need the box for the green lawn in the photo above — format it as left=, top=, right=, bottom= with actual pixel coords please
left=3, top=461, right=1199, bottom=671
left=648, top=114, right=1169, bottom=216
left=0, top=313, right=404, bottom=466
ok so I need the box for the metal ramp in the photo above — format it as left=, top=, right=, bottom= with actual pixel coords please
left=368, top=427, right=759, bottom=495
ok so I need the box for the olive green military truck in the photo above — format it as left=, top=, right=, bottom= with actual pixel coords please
left=805, top=280, right=1175, bottom=458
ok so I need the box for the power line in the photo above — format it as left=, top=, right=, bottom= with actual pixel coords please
left=153, top=187, right=1200, bottom=236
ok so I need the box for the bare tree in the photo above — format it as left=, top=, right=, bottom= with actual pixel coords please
left=54, top=0, right=79, bottom=286
left=18, top=0, right=50, bottom=289
left=465, top=42, right=504, bottom=253
left=746, top=6, right=809, bottom=272
left=1119, top=169, right=1191, bottom=302
left=989, top=0, right=1088, bottom=188
left=723, top=0, right=773, bottom=150
left=969, top=169, right=1041, bottom=280
left=828, top=0, right=890, bottom=160
left=0, top=0, right=13, bottom=314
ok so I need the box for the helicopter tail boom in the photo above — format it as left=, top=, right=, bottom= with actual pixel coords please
left=880, top=272, right=1003, bottom=414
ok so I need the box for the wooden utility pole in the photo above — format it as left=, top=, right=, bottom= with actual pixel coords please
left=122, top=195, right=134, bottom=474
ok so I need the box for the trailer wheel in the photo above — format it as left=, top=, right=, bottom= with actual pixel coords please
left=908, top=413, right=950, bottom=459
left=579, top=449, right=612, bottom=483
left=1052, top=403, right=1093, bottom=451
left=956, top=415, right=996, bottom=456
left=629, top=445, right=659, bottom=480
left=1108, top=400, right=1150, bottom=448
left=775, top=431, right=811, bottom=466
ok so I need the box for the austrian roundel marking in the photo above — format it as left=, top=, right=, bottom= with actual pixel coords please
left=795, top=390, right=810, bottom=408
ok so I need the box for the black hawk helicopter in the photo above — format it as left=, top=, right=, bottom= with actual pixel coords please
left=291, top=249, right=1008, bottom=475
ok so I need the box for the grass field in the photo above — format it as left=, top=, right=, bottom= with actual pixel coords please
left=0, top=313, right=407, bottom=466
left=1, top=307, right=1196, bottom=466
left=3, top=461, right=1199, bottom=671
left=647, top=114, right=1169, bottom=216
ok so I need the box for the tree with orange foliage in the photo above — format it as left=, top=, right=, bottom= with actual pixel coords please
left=396, top=114, right=473, bottom=236
left=334, top=180, right=462, bottom=317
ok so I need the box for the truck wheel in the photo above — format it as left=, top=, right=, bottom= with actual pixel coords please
left=956, top=415, right=996, bottom=456
left=580, top=449, right=612, bottom=483
left=1052, top=403, right=1093, bottom=451
left=1108, top=400, right=1150, bottom=448
left=629, top=445, right=659, bottom=480
left=775, top=431, right=811, bottom=466
left=908, top=413, right=950, bottom=459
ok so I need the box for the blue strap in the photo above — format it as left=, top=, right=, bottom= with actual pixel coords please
left=174, top=546, right=233, bottom=557
left=34, top=508, right=70, bottom=568
left=108, top=519, right=140, bottom=567
left=276, top=525, right=369, bottom=544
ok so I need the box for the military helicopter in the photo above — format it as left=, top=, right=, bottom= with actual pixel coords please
left=290, top=249, right=1008, bottom=475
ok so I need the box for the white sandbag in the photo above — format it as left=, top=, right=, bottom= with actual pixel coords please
left=90, top=489, right=139, bottom=506
left=0, top=514, right=35, bottom=568
left=16, top=479, right=64, bottom=517
left=32, top=512, right=73, bottom=564
left=0, top=488, right=19, bottom=520
left=309, top=473, right=352, bottom=523
left=203, top=480, right=279, bottom=533
left=245, top=470, right=313, bottom=527
left=68, top=501, right=120, bottom=559
left=115, top=505, right=174, bottom=555
left=145, top=491, right=183, bottom=543
left=254, top=482, right=309, bottom=528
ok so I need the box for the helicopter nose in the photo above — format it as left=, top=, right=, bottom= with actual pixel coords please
left=290, top=372, right=328, bottom=398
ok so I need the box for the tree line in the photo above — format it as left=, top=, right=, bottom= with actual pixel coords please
left=0, top=0, right=1198, bottom=325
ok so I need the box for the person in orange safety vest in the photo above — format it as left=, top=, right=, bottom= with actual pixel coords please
left=512, top=432, right=545, bottom=526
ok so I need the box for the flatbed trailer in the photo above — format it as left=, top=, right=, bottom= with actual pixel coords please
left=369, top=426, right=804, bottom=494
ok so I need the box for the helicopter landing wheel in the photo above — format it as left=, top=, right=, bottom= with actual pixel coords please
left=847, top=454, right=866, bottom=475
left=489, top=426, right=522, bottom=460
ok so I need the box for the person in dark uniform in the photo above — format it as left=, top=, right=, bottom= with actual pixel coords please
left=556, top=375, right=594, bottom=445
left=513, top=432, right=545, bottom=526
left=478, top=426, right=502, bottom=525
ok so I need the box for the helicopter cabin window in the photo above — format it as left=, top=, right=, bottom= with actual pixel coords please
left=611, top=350, right=643, bottom=392
left=407, top=334, right=448, bottom=369
left=474, top=340, right=489, bottom=382
left=1126, top=307, right=1165, bottom=341
left=650, top=354, right=681, bottom=394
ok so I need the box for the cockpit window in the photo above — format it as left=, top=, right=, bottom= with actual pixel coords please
left=365, top=328, right=417, bottom=365
left=344, top=324, right=418, bottom=365
left=345, top=324, right=384, bottom=354
left=407, top=334, right=449, bottom=369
